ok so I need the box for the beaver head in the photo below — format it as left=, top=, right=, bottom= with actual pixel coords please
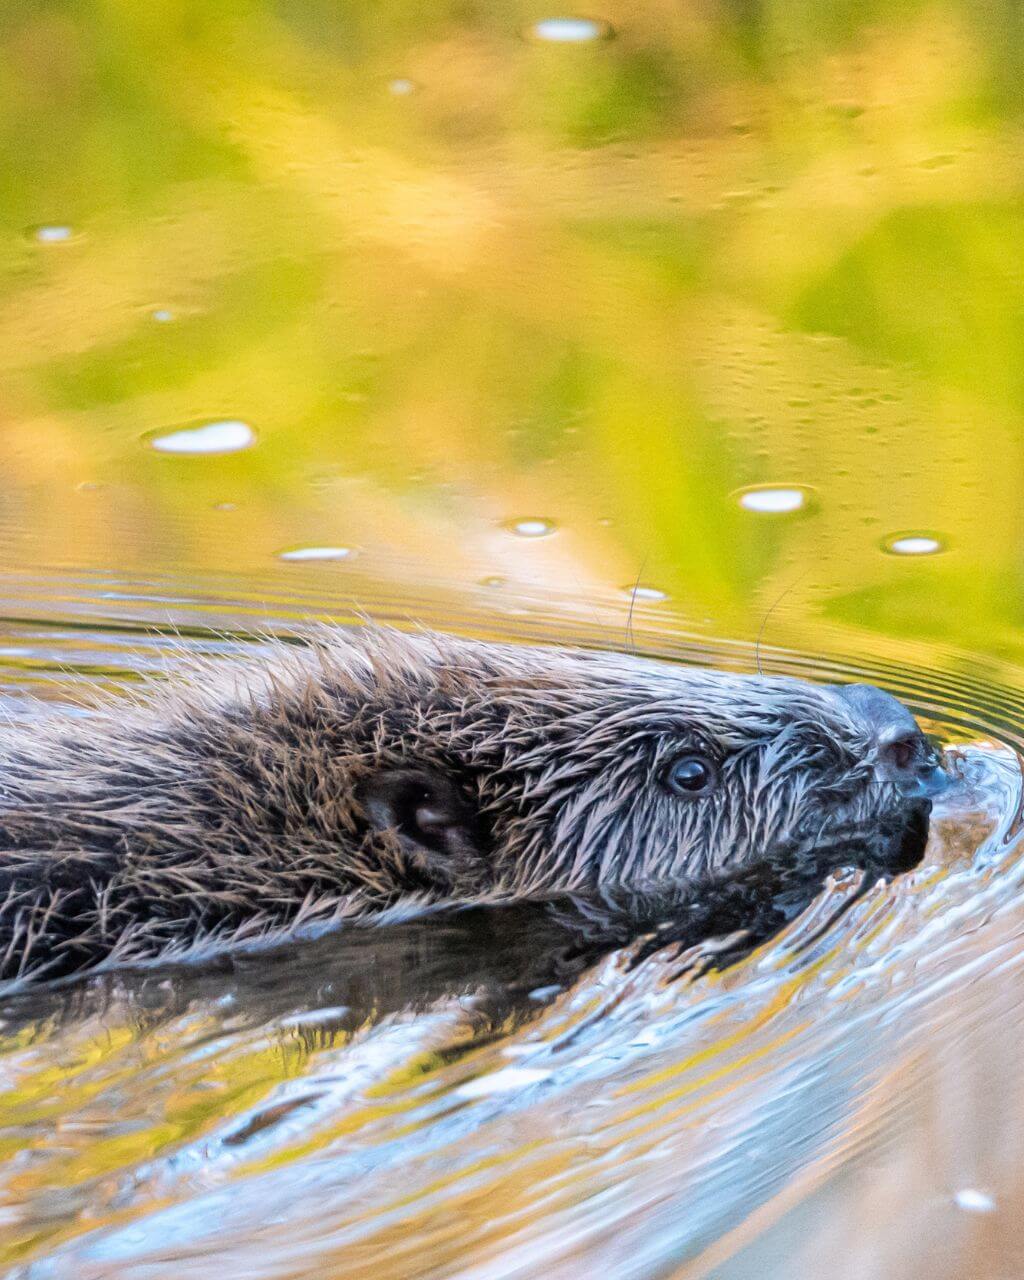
left=288, top=630, right=943, bottom=900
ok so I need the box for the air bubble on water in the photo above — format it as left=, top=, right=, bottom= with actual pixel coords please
left=737, top=486, right=807, bottom=514
left=455, top=1067, right=552, bottom=1098
left=624, top=585, right=668, bottom=602
left=151, top=309, right=174, bottom=323
left=213, top=502, right=237, bottom=512
left=30, top=224, right=74, bottom=244
left=883, top=533, right=945, bottom=556
left=147, top=420, right=256, bottom=456
left=388, top=78, right=417, bottom=96
left=525, top=16, right=614, bottom=43
left=954, top=1188, right=996, bottom=1213
left=278, top=546, right=354, bottom=563
left=505, top=518, right=556, bottom=538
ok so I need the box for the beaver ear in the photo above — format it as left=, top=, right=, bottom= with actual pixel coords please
left=361, top=769, right=483, bottom=862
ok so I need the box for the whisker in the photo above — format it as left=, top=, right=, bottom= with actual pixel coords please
left=755, top=571, right=808, bottom=677
left=624, top=555, right=648, bottom=657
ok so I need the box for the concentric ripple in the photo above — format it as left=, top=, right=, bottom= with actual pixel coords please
left=0, top=575, right=1021, bottom=1280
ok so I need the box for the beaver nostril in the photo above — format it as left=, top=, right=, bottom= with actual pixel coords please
left=882, top=734, right=920, bottom=773
left=831, top=682, right=947, bottom=795
left=877, top=729, right=948, bottom=797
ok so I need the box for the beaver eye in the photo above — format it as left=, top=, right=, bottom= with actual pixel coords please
left=664, top=754, right=718, bottom=797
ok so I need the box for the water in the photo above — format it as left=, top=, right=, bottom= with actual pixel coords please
left=0, top=591, right=1019, bottom=1279
left=2, top=0, right=1024, bottom=1275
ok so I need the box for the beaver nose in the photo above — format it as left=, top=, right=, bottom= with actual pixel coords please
left=831, top=683, right=948, bottom=797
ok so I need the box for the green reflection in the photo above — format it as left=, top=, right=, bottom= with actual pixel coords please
left=0, top=0, right=1019, bottom=661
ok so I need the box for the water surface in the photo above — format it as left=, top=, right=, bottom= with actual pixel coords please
left=1, top=0, right=1024, bottom=1275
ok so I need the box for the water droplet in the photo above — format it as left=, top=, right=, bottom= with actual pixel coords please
left=623, top=585, right=668, bottom=602
left=505, top=518, right=556, bottom=538
left=526, top=16, right=613, bottom=43
left=147, top=420, right=256, bottom=456
left=151, top=309, right=174, bottom=323
left=954, top=1188, right=996, bottom=1213
left=388, top=77, right=417, bottom=96
left=737, top=486, right=808, bottom=514
left=480, top=575, right=506, bottom=588
left=277, top=546, right=354, bottom=563
left=456, top=1067, right=551, bottom=1098
left=883, top=533, right=945, bottom=556
left=30, top=224, right=74, bottom=244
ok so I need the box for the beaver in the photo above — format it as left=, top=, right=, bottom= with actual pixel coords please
left=0, top=627, right=944, bottom=983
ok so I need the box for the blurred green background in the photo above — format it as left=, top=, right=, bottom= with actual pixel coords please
left=0, top=0, right=1021, bottom=664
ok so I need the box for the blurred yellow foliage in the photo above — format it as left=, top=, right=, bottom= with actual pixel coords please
left=0, top=0, right=1021, bottom=661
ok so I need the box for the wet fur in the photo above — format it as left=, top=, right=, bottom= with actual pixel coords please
left=0, top=627, right=925, bottom=982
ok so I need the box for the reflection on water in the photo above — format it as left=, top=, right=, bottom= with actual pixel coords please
left=147, top=421, right=257, bottom=457
left=2, top=0, right=1024, bottom=1273
left=735, top=487, right=809, bottom=516
left=0, top=595, right=1018, bottom=1279
left=884, top=533, right=946, bottom=558
left=1, top=0, right=1020, bottom=663
left=277, top=545, right=355, bottom=563
left=625, top=584, right=668, bottom=602
left=525, top=18, right=615, bottom=44
left=28, top=226, right=75, bottom=246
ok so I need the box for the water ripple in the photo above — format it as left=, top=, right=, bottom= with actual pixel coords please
left=0, top=575, right=1020, bottom=1279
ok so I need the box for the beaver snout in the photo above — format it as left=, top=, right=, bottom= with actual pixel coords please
left=831, top=682, right=948, bottom=798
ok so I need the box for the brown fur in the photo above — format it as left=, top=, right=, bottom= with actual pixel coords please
left=0, top=627, right=933, bottom=983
